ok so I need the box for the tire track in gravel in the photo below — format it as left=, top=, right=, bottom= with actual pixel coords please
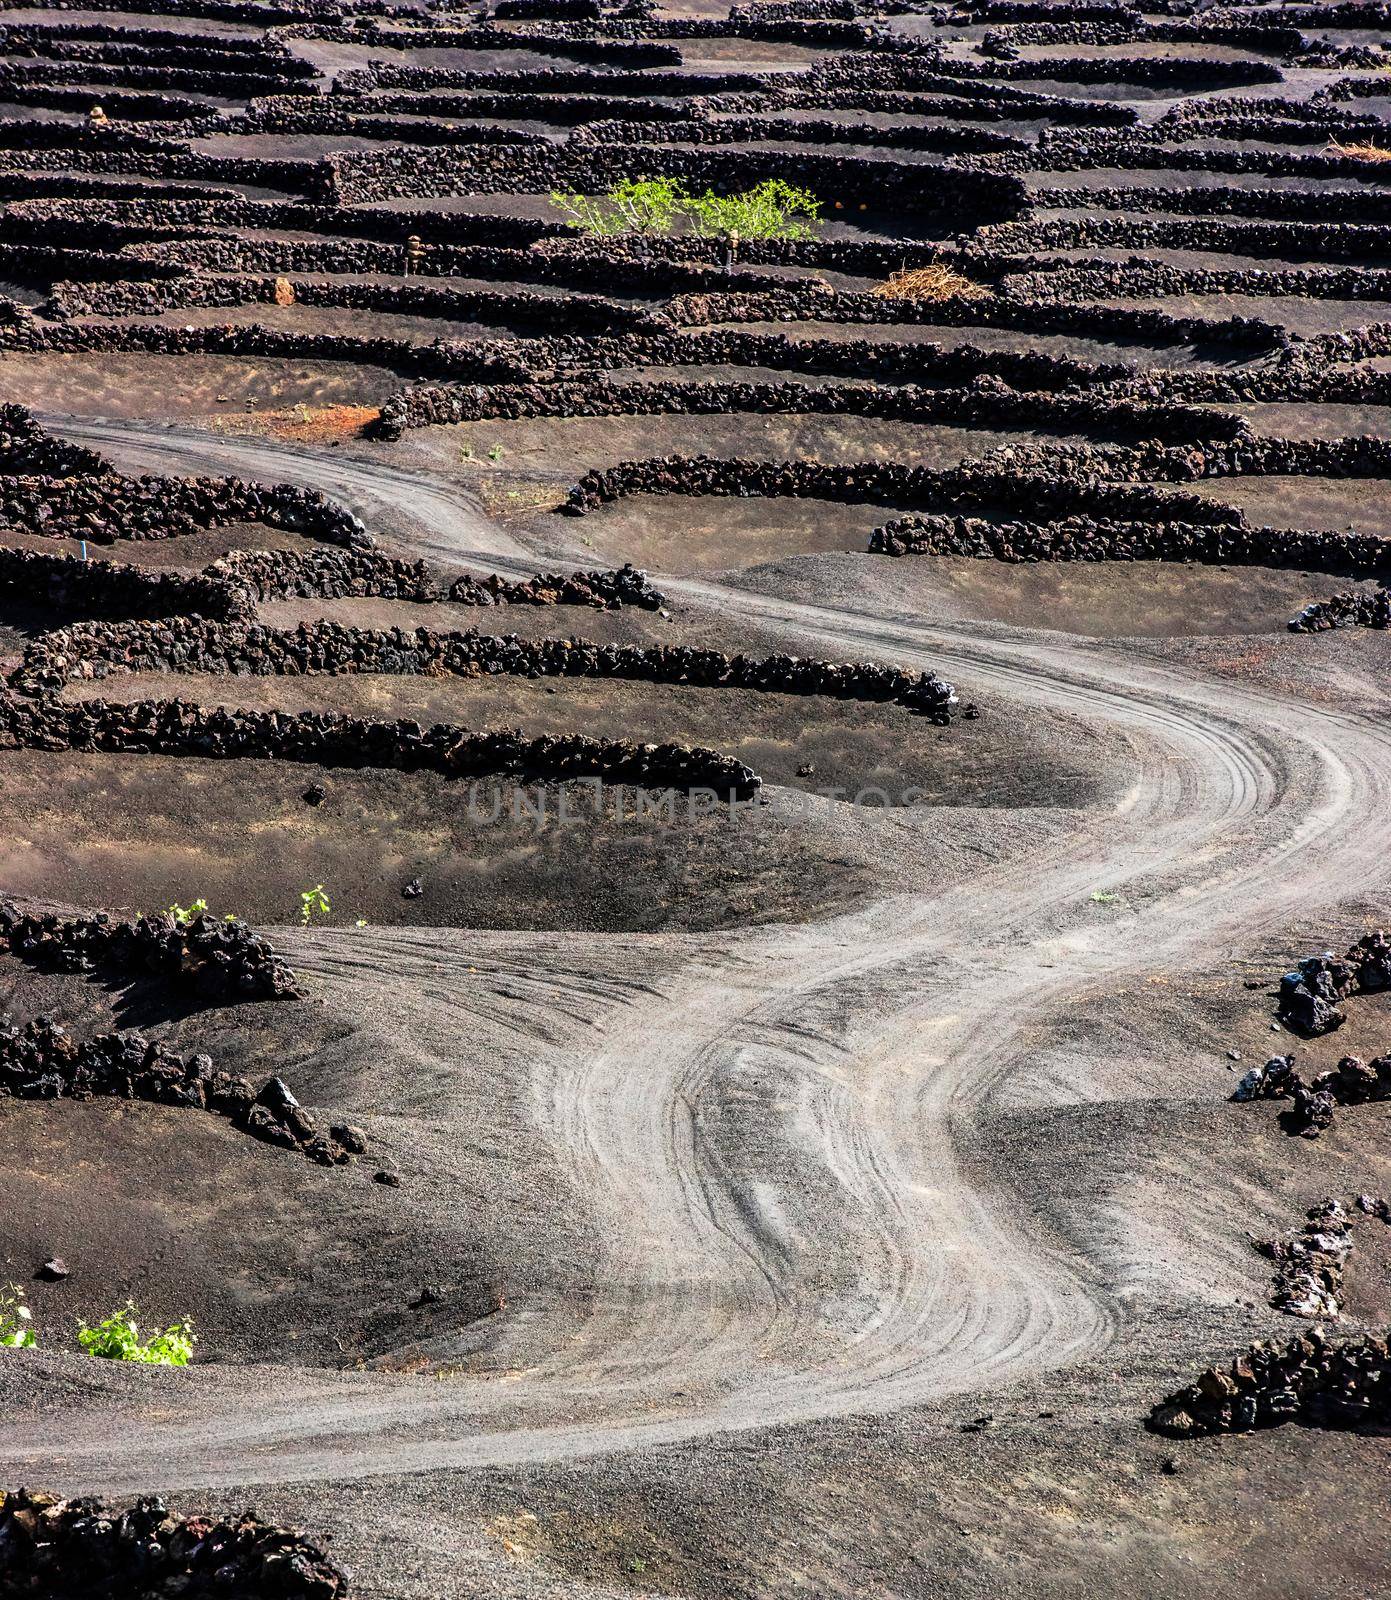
left=4, top=429, right=1390, bottom=1494
left=41, top=415, right=523, bottom=565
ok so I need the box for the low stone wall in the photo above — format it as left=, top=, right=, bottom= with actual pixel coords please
left=986, top=211, right=1391, bottom=270
left=969, top=0, right=1152, bottom=21
left=494, top=0, right=604, bottom=18
left=0, top=173, right=235, bottom=204
left=0, top=315, right=533, bottom=387
left=866, top=511, right=1391, bottom=578
left=1004, top=258, right=1391, bottom=303
left=0, top=903, right=299, bottom=1001
left=573, top=113, right=1028, bottom=153
left=0, top=81, right=218, bottom=121
left=48, top=273, right=663, bottom=337
left=0, top=1491, right=349, bottom=1598
left=0, top=19, right=318, bottom=57
left=335, top=62, right=766, bottom=96
left=337, top=86, right=697, bottom=125
left=374, top=374, right=1237, bottom=447
left=17, top=616, right=960, bottom=719
left=294, top=19, right=682, bottom=67
left=0, top=541, right=667, bottom=634
left=1149, top=1329, right=1391, bottom=1438
left=777, top=78, right=1137, bottom=125
left=0, top=1013, right=365, bottom=1165
left=940, top=50, right=1285, bottom=92
left=213, top=547, right=665, bottom=611
left=0, top=142, right=332, bottom=202
left=800, top=51, right=1140, bottom=125
left=1248, top=0, right=1391, bottom=24
left=0, top=54, right=311, bottom=97
left=662, top=284, right=1282, bottom=353
left=423, top=326, right=1123, bottom=392
left=0, top=547, right=247, bottom=624
left=137, top=232, right=784, bottom=297
left=1025, top=180, right=1391, bottom=225
left=325, top=139, right=1028, bottom=222
left=1155, top=357, right=1391, bottom=408
left=0, top=470, right=372, bottom=549
left=560, top=454, right=1241, bottom=527
left=3, top=0, right=413, bottom=17
left=0, top=693, right=763, bottom=798
left=1015, top=129, right=1391, bottom=184
left=237, top=98, right=553, bottom=147
left=18, top=191, right=550, bottom=251
left=981, top=14, right=1299, bottom=49
left=0, top=403, right=105, bottom=476
left=0, top=240, right=200, bottom=289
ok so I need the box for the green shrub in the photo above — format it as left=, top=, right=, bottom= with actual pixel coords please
left=77, top=1302, right=195, bottom=1366
left=549, top=177, right=822, bottom=241
left=0, top=1286, right=35, bottom=1350
left=686, top=179, right=823, bottom=241
left=549, top=176, right=688, bottom=236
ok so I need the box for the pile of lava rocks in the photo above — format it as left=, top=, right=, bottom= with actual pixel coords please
left=1252, top=1195, right=1391, bottom=1320
left=0, top=1015, right=365, bottom=1166
left=1278, top=931, right=1391, bottom=1035
left=1232, top=1050, right=1391, bottom=1138
left=0, top=904, right=300, bottom=1002
left=1148, top=1327, right=1391, bottom=1438
left=1278, top=954, right=1354, bottom=1036
left=1289, top=585, right=1391, bottom=633
left=0, top=1491, right=349, bottom=1598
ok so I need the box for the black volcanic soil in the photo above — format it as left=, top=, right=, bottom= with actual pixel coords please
left=0, top=354, right=399, bottom=419
left=20, top=658, right=1115, bottom=931
left=5, top=6, right=1391, bottom=1600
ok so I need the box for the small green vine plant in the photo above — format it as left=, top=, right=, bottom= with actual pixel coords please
left=300, top=884, right=330, bottom=925
left=77, top=1302, right=196, bottom=1366
left=165, top=898, right=238, bottom=926
left=165, top=897, right=208, bottom=926
left=0, top=1286, right=35, bottom=1349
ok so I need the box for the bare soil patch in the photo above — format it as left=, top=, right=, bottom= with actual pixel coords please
left=58, top=667, right=1107, bottom=808
left=0, top=748, right=888, bottom=934
left=892, top=554, right=1349, bottom=638
left=535, top=493, right=893, bottom=572
left=0, top=355, right=400, bottom=422
left=1186, top=476, right=1391, bottom=539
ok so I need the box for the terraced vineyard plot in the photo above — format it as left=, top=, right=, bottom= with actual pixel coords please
left=3, top=1, right=1391, bottom=1598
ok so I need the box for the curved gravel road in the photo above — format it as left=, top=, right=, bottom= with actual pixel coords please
left=4, top=422, right=1389, bottom=1495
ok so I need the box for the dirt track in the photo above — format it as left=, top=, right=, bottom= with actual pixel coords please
left=3, top=425, right=1387, bottom=1499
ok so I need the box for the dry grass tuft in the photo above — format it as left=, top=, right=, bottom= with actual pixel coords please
left=1327, top=137, right=1391, bottom=163
left=871, top=264, right=990, bottom=301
